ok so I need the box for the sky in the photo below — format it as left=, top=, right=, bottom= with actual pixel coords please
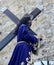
left=34, top=61, right=54, bottom=65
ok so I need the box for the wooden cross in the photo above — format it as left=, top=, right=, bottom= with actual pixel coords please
left=0, top=5, right=43, bottom=51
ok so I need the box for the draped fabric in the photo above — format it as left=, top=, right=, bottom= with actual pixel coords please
left=8, top=24, right=38, bottom=65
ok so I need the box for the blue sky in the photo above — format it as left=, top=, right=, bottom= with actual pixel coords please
left=34, top=61, right=54, bottom=65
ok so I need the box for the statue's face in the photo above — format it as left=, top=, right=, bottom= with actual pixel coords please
left=28, top=15, right=33, bottom=27
left=28, top=19, right=32, bottom=27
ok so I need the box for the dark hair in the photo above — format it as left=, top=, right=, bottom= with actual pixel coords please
left=18, top=13, right=33, bottom=28
left=19, top=16, right=31, bottom=26
left=15, top=16, right=31, bottom=35
left=17, top=16, right=32, bottom=30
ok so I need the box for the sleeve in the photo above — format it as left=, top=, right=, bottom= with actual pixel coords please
left=22, top=25, right=38, bottom=44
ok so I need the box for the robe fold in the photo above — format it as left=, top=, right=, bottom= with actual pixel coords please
left=8, top=24, right=38, bottom=65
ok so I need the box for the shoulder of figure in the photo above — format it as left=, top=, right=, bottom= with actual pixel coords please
left=20, top=24, right=27, bottom=28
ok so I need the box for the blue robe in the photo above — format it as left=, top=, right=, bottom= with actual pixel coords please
left=8, top=24, right=38, bottom=65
